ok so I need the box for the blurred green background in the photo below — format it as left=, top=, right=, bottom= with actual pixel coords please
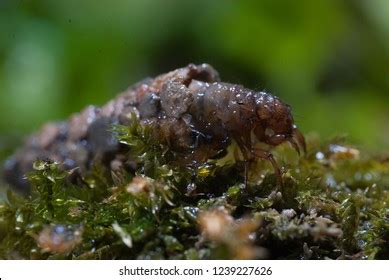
left=1, top=0, right=389, bottom=161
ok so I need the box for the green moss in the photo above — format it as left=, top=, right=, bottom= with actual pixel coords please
left=0, top=118, right=388, bottom=259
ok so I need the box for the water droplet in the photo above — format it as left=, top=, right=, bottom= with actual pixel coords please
left=315, top=152, right=325, bottom=160
left=325, top=174, right=337, bottom=188
left=364, top=173, right=373, bottom=181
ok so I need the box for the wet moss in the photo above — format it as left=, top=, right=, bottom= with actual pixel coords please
left=0, top=118, right=388, bottom=259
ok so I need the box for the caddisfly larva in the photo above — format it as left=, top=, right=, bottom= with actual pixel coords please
left=3, top=63, right=306, bottom=192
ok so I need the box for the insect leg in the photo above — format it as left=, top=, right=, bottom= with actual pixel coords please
left=251, top=148, right=283, bottom=186
left=293, top=125, right=307, bottom=156
left=288, top=137, right=301, bottom=156
left=234, top=136, right=252, bottom=187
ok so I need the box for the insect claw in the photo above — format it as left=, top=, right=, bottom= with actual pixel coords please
left=293, top=126, right=307, bottom=156
left=288, top=138, right=300, bottom=156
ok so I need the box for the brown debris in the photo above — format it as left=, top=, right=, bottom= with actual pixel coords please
left=37, top=225, right=83, bottom=254
left=198, top=207, right=266, bottom=259
left=126, top=176, right=151, bottom=195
